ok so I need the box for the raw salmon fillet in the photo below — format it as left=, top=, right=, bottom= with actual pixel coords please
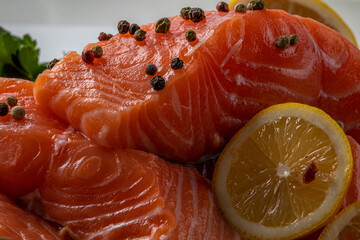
left=0, top=78, right=67, bottom=198
left=0, top=194, right=63, bottom=240
left=34, top=10, right=360, bottom=163
left=39, top=132, right=241, bottom=239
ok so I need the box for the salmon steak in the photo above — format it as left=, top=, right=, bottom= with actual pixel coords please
left=34, top=9, right=360, bottom=163
left=0, top=78, right=67, bottom=198
left=0, top=78, right=240, bottom=239
left=40, top=132, right=241, bottom=239
left=0, top=194, right=63, bottom=240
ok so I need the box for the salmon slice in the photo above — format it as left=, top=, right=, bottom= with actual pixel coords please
left=0, top=78, right=68, bottom=198
left=34, top=10, right=360, bottom=163
left=39, top=132, right=240, bottom=239
left=0, top=194, right=63, bottom=240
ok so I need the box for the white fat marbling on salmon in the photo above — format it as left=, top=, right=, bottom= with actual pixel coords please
left=221, top=39, right=243, bottom=68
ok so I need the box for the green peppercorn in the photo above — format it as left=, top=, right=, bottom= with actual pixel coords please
left=145, top=64, right=157, bottom=75
left=155, top=18, right=171, bottom=33
left=106, top=33, right=113, bottom=40
left=171, top=58, right=184, bottom=70
left=185, top=29, right=196, bottom=42
left=235, top=3, right=246, bottom=12
left=289, top=34, right=299, bottom=45
left=117, top=20, right=130, bottom=34
left=6, top=96, right=17, bottom=107
left=336, top=120, right=344, bottom=129
left=0, top=102, right=9, bottom=116
left=134, top=29, right=146, bottom=41
left=91, top=46, right=103, bottom=58
left=275, top=36, right=290, bottom=49
left=188, top=8, right=206, bottom=23
left=10, top=106, right=25, bottom=120
left=247, top=0, right=265, bottom=10
left=150, top=76, right=165, bottom=91
left=48, top=58, right=60, bottom=70
left=180, top=7, right=191, bottom=20
left=129, top=24, right=140, bottom=35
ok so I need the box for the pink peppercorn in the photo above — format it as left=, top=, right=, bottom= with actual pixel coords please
left=216, top=2, right=229, bottom=12
left=82, top=50, right=95, bottom=64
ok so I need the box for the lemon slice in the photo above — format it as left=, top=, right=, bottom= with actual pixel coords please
left=318, top=201, right=360, bottom=239
left=228, top=0, right=358, bottom=47
left=213, top=103, right=353, bottom=239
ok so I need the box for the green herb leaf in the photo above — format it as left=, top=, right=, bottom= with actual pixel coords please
left=0, top=26, right=48, bottom=81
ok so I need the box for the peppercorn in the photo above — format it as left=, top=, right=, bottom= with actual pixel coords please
left=185, top=29, right=196, bottom=42
left=180, top=7, right=191, bottom=20
left=82, top=50, right=95, bottom=64
left=303, top=162, right=318, bottom=184
left=155, top=18, right=171, bottom=33
left=235, top=3, right=247, bottom=12
left=150, top=76, right=165, bottom=91
left=134, top=29, right=146, bottom=41
left=171, top=58, right=184, bottom=70
left=247, top=0, right=265, bottom=10
left=275, top=36, right=290, bottom=50
left=98, top=32, right=108, bottom=41
left=216, top=2, right=229, bottom=12
left=106, top=33, right=113, bottom=40
left=91, top=46, right=103, bottom=58
left=145, top=64, right=157, bottom=75
left=289, top=34, right=299, bottom=45
left=117, top=20, right=130, bottom=34
left=336, top=120, right=344, bottom=129
left=0, top=102, right=9, bottom=116
left=10, top=106, right=25, bottom=120
left=129, top=24, right=140, bottom=35
left=6, top=96, right=18, bottom=107
left=188, top=8, right=206, bottom=23
left=47, top=58, right=60, bottom=70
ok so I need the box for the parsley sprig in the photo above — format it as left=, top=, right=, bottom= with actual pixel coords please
left=0, top=27, right=48, bottom=81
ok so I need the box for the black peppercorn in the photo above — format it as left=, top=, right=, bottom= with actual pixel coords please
left=155, top=18, right=171, bottom=33
left=185, top=29, right=196, bottom=42
left=0, top=102, right=9, bottom=116
left=289, top=34, right=299, bottom=45
left=47, top=58, right=60, bottom=70
left=150, top=76, right=165, bottom=91
left=129, top=24, right=140, bottom=35
left=216, top=2, right=229, bottom=12
left=188, top=8, right=206, bottom=23
left=171, top=58, right=184, bottom=70
left=275, top=36, right=290, bottom=49
left=145, top=64, right=157, bottom=75
left=180, top=7, right=191, bottom=20
left=134, top=29, right=146, bottom=41
left=247, top=0, right=265, bottom=10
left=6, top=96, right=18, bottom=107
left=117, top=20, right=130, bottom=34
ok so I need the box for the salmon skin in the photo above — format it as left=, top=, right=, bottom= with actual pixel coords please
left=0, top=194, right=63, bottom=240
left=40, top=132, right=241, bottom=239
left=34, top=10, right=360, bottom=163
left=0, top=78, right=68, bottom=198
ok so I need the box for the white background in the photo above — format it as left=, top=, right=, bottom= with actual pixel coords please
left=1, top=0, right=359, bottom=62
